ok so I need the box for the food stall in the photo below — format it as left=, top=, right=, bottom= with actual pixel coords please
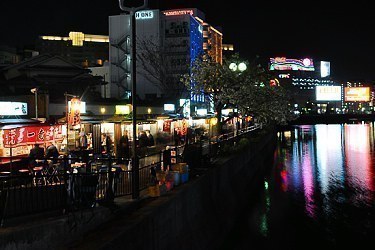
left=0, top=121, right=64, bottom=172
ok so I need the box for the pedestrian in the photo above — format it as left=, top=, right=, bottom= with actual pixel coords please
left=138, top=131, right=148, bottom=156
left=146, top=130, right=154, bottom=146
left=101, top=133, right=112, bottom=156
left=162, top=146, right=172, bottom=171
left=117, top=130, right=130, bottom=164
left=79, top=131, right=88, bottom=150
left=174, top=128, right=179, bottom=146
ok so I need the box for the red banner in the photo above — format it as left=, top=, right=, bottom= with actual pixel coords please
left=163, top=120, right=171, bottom=133
left=2, top=125, right=63, bottom=148
left=181, top=119, right=188, bottom=136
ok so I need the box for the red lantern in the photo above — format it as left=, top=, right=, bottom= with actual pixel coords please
left=68, top=98, right=81, bottom=126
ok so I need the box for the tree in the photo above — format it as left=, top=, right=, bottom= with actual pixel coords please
left=182, top=53, right=296, bottom=131
left=181, top=54, right=233, bottom=133
left=221, top=56, right=295, bottom=125
left=136, top=38, right=189, bottom=104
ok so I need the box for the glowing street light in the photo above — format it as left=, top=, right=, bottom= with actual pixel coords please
left=229, top=62, right=247, bottom=72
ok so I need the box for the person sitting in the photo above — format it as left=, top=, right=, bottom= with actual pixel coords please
left=29, top=143, right=45, bottom=167
left=45, top=141, right=59, bottom=164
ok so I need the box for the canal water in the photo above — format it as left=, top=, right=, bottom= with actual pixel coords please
left=220, top=123, right=375, bottom=249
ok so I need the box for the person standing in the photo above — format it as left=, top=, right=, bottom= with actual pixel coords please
left=117, top=130, right=130, bottom=164
left=162, top=146, right=172, bottom=171
left=101, top=133, right=112, bottom=156
left=146, top=130, right=154, bottom=147
left=138, top=131, right=148, bottom=156
left=79, top=131, right=88, bottom=149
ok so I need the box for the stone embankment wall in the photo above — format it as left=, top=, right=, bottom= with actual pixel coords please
left=98, top=131, right=277, bottom=250
left=0, top=130, right=277, bottom=250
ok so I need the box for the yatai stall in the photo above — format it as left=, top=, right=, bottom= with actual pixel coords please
left=0, top=122, right=64, bottom=171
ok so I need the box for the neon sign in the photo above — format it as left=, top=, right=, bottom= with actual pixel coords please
left=270, top=57, right=315, bottom=71
left=135, top=10, right=154, bottom=20
left=163, top=9, right=194, bottom=16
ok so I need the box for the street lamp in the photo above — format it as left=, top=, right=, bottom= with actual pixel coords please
left=100, top=107, right=106, bottom=121
left=229, top=62, right=247, bottom=72
left=30, top=88, right=38, bottom=119
left=119, top=0, right=149, bottom=200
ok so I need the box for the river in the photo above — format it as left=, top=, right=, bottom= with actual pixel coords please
left=220, top=123, right=375, bottom=249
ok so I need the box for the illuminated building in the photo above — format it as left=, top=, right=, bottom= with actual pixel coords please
left=222, top=43, right=234, bottom=57
left=109, top=8, right=223, bottom=116
left=268, top=57, right=342, bottom=114
left=35, top=31, right=109, bottom=68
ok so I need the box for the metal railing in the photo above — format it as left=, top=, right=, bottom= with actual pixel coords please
left=0, top=124, right=262, bottom=224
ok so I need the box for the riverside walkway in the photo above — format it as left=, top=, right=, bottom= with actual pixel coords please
left=0, top=124, right=264, bottom=249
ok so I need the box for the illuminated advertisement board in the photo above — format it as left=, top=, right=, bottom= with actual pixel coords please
left=344, top=87, right=370, bottom=102
left=316, top=86, right=341, bottom=101
left=0, top=102, right=27, bottom=115
left=269, top=57, right=315, bottom=71
left=164, top=104, right=175, bottom=111
left=320, top=61, right=331, bottom=78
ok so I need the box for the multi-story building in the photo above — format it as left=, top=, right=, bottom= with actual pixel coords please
left=268, top=57, right=342, bottom=114
left=109, top=8, right=222, bottom=117
left=342, top=81, right=373, bottom=114
left=35, top=32, right=109, bottom=68
left=222, top=43, right=234, bottom=58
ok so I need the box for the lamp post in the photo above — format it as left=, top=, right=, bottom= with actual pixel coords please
left=229, top=62, right=246, bottom=136
left=229, top=62, right=247, bottom=72
left=119, top=0, right=148, bottom=200
left=30, top=88, right=38, bottom=119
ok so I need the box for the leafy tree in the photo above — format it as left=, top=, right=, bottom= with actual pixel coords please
left=182, top=53, right=296, bottom=130
left=222, top=56, right=295, bottom=125
left=181, top=54, right=232, bottom=132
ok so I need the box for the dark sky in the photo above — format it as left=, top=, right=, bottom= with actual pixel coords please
left=1, top=0, right=374, bottom=81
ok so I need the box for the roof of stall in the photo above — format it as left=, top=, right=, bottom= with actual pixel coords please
left=0, top=118, right=42, bottom=129
left=57, top=115, right=103, bottom=124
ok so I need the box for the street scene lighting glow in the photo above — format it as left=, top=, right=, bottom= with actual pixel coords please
left=238, top=62, right=247, bottom=72
left=229, top=63, right=237, bottom=71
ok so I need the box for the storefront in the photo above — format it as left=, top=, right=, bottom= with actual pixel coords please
left=0, top=120, right=64, bottom=171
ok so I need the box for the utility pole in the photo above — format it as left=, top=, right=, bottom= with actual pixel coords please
left=118, top=0, right=148, bottom=200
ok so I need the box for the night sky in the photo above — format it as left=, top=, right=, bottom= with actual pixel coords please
left=1, top=0, right=374, bottom=81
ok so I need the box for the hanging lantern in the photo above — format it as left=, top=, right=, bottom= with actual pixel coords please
left=68, top=98, right=81, bottom=126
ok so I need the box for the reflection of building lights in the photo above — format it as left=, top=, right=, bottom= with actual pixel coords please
left=264, top=180, right=269, bottom=190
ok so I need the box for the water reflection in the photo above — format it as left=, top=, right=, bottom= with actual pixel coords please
left=222, top=124, right=375, bottom=249
left=281, top=124, right=375, bottom=219
left=276, top=123, right=375, bottom=246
